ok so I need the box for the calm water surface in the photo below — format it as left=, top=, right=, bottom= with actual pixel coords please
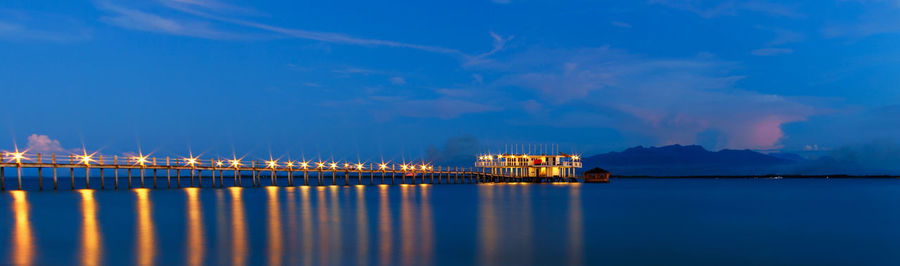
left=3, top=178, right=900, bottom=265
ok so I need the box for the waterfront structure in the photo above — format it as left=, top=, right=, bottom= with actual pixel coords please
left=583, top=167, right=611, bottom=183
left=0, top=149, right=579, bottom=191
left=475, top=151, right=582, bottom=182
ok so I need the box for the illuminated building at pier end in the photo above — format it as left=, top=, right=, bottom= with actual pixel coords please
left=475, top=151, right=582, bottom=182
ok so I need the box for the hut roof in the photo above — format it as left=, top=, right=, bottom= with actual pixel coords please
left=584, top=167, right=610, bottom=174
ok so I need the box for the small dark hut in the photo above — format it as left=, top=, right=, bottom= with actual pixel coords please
left=583, top=167, right=611, bottom=183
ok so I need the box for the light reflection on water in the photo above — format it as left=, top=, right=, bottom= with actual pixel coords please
left=5, top=179, right=900, bottom=264
left=10, top=191, right=34, bottom=265
left=378, top=185, right=392, bottom=266
left=185, top=188, right=204, bottom=266
left=229, top=187, right=247, bottom=266
left=265, top=187, right=282, bottom=266
left=79, top=190, right=101, bottom=266
left=135, top=188, right=156, bottom=265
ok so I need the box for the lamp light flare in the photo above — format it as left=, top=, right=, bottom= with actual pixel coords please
left=330, top=163, right=337, bottom=169
left=8, top=150, right=26, bottom=163
left=80, top=154, right=93, bottom=165
left=317, top=162, right=325, bottom=168
left=301, top=162, right=309, bottom=168
left=135, top=155, right=149, bottom=166
left=267, top=160, right=278, bottom=168
left=356, top=163, right=364, bottom=170
left=287, top=162, right=294, bottom=167
left=216, top=161, right=224, bottom=167
left=379, top=164, right=387, bottom=170
left=185, top=157, right=198, bottom=166
left=230, top=159, right=241, bottom=167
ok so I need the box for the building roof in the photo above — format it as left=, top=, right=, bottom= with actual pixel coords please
left=584, top=167, right=610, bottom=174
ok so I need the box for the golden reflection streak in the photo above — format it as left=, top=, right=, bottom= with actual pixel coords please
left=11, top=191, right=35, bottom=265
left=134, top=189, right=156, bottom=265
left=567, top=184, right=584, bottom=265
left=478, top=185, right=498, bottom=266
left=266, top=187, right=283, bottom=266
left=185, top=188, right=204, bottom=266
left=316, top=187, right=329, bottom=265
left=517, top=185, right=534, bottom=265
left=400, top=185, right=413, bottom=266
left=215, top=189, right=227, bottom=264
left=378, top=186, right=392, bottom=266
left=285, top=187, right=300, bottom=265
left=230, top=187, right=248, bottom=266
left=328, top=186, right=342, bottom=265
left=419, top=186, right=434, bottom=265
left=301, top=187, right=314, bottom=266
left=79, top=190, right=101, bottom=266
left=356, top=186, right=369, bottom=265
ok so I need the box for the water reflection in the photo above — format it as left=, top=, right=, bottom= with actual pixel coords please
left=378, top=186, right=392, bottom=266
left=229, top=187, right=248, bottom=266
left=419, top=186, right=434, bottom=265
left=316, top=187, right=329, bottom=264
left=400, top=185, right=413, bottom=266
left=567, top=184, right=584, bottom=265
left=185, top=188, right=204, bottom=266
left=215, top=189, right=227, bottom=264
left=328, top=186, right=342, bottom=265
left=266, top=187, right=283, bottom=266
left=135, top=189, right=156, bottom=265
left=284, top=187, right=300, bottom=265
left=478, top=185, right=498, bottom=265
left=356, top=186, right=369, bottom=265
left=79, top=190, right=101, bottom=266
left=10, top=191, right=35, bottom=265
left=301, top=187, right=313, bottom=266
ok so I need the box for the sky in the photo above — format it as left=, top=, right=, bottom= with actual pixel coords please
left=1, top=0, right=900, bottom=163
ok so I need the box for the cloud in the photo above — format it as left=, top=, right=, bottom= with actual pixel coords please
left=24, top=134, right=68, bottom=153
left=821, top=2, right=900, bottom=38
left=389, top=77, right=406, bottom=85
left=425, top=135, right=480, bottom=166
left=650, top=0, right=803, bottom=18
left=611, top=21, right=632, bottom=28
left=386, top=98, right=500, bottom=119
left=751, top=48, right=793, bottom=56
left=480, top=46, right=818, bottom=150
left=94, top=0, right=509, bottom=59
left=0, top=9, right=92, bottom=42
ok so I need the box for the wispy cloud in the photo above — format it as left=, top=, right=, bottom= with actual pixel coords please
left=822, top=1, right=900, bottom=38
left=389, top=77, right=406, bottom=85
left=611, top=21, right=632, bottom=28
left=94, top=0, right=507, bottom=62
left=479, top=46, right=819, bottom=150
left=751, top=47, right=793, bottom=56
left=0, top=9, right=91, bottom=42
left=650, top=0, right=803, bottom=18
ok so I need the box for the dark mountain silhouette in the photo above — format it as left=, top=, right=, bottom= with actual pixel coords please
left=582, top=144, right=801, bottom=176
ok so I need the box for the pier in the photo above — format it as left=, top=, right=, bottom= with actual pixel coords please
left=0, top=150, right=580, bottom=191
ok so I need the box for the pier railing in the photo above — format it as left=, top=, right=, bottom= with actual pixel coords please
left=0, top=151, right=578, bottom=191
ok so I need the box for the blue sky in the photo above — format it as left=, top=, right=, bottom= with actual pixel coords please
left=1, top=0, right=899, bottom=162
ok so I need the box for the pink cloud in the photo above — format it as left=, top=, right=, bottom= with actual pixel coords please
left=25, top=134, right=67, bottom=153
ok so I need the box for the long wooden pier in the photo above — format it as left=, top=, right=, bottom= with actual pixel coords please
left=0, top=152, right=577, bottom=191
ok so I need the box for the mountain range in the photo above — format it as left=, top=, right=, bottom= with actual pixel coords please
left=582, top=144, right=803, bottom=176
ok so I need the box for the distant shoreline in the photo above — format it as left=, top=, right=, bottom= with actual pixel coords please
left=611, top=175, right=900, bottom=178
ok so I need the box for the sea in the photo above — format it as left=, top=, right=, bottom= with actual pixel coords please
left=2, top=177, right=900, bottom=265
